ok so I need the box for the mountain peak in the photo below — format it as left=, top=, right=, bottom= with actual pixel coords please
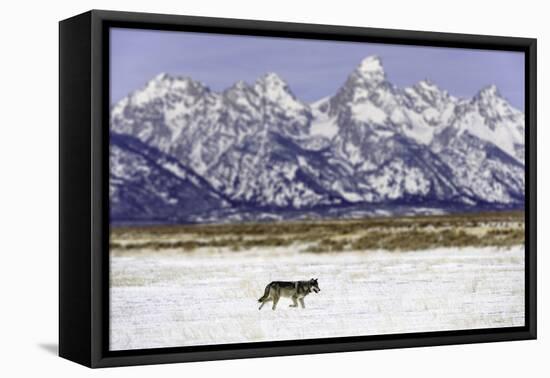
left=152, top=72, right=172, bottom=82
left=234, top=80, right=250, bottom=89
left=415, top=79, right=439, bottom=91
left=472, top=85, right=506, bottom=108
left=147, top=73, right=200, bottom=89
left=351, top=55, right=386, bottom=86
left=476, top=84, right=500, bottom=98
left=254, top=72, right=299, bottom=102
left=409, top=79, right=449, bottom=103
left=129, top=73, right=209, bottom=106
left=256, top=72, right=288, bottom=88
left=357, top=55, right=384, bottom=74
left=226, top=80, right=252, bottom=93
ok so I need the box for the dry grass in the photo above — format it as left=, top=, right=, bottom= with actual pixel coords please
left=110, top=211, right=525, bottom=253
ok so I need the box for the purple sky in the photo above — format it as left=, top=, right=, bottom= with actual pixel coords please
left=110, top=28, right=525, bottom=110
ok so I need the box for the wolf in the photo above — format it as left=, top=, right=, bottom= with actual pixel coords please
left=258, top=278, right=320, bottom=310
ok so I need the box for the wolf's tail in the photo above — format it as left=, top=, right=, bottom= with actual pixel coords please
left=258, top=284, right=271, bottom=302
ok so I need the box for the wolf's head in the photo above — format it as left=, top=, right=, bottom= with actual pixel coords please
left=310, top=278, right=320, bottom=293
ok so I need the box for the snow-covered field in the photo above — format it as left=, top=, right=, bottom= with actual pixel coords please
left=110, top=244, right=524, bottom=351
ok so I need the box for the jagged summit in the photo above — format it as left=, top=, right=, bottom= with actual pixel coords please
left=253, top=72, right=306, bottom=120
left=142, top=72, right=207, bottom=93
left=405, top=79, right=450, bottom=110
left=349, top=55, right=386, bottom=86
left=414, top=79, right=440, bottom=92
left=257, top=72, right=288, bottom=86
left=477, top=84, right=499, bottom=96
left=152, top=72, right=172, bottom=82
left=357, top=55, right=384, bottom=74
left=471, top=83, right=522, bottom=119
left=149, top=72, right=197, bottom=86
left=224, top=80, right=254, bottom=96
left=410, top=79, right=447, bottom=98
left=473, top=84, right=502, bottom=102
left=231, top=80, right=251, bottom=90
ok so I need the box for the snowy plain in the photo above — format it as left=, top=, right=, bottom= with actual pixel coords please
left=110, top=244, right=524, bottom=351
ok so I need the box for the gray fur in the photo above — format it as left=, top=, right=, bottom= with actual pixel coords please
left=258, top=278, right=320, bottom=310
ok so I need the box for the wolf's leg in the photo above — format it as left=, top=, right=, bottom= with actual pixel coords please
left=299, top=298, right=305, bottom=309
left=259, top=298, right=272, bottom=310
left=272, top=296, right=280, bottom=310
left=289, top=296, right=298, bottom=308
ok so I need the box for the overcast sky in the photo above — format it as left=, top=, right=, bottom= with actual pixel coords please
left=110, top=28, right=525, bottom=110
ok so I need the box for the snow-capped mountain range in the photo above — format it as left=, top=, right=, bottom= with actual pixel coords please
left=110, top=55, right=525, bottom=224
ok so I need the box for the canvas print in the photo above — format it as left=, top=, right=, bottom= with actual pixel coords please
left=109, top=28, right=525, bottom=351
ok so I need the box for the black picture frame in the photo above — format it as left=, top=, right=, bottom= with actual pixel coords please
left=59, top=9, right=537, bottom=368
